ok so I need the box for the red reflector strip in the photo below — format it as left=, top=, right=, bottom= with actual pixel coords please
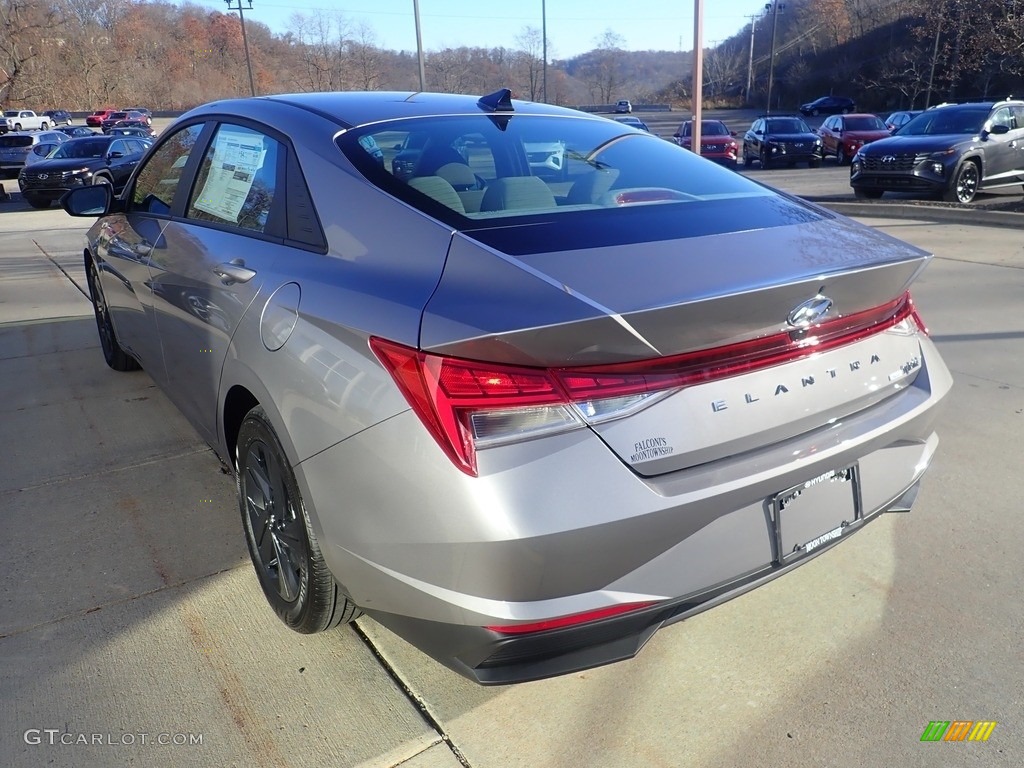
left=553, top=291, right=915, bottom=399
left=486, top=601, right=658, bottom=635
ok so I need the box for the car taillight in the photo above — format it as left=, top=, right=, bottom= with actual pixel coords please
left=370, top=292, right=923, bottom=476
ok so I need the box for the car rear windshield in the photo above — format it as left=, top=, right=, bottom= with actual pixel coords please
left=339, top=114, right=823, bottom=254
left=844, top=116, right=887, bottom=131
left=766, top=119, right=810, bottom=133
left=0, top=136, right=33, bottom=148
left=899, top=108, right=990, bottom=135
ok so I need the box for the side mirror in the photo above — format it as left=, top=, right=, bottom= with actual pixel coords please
left=60, top=184, right=112, bottom=217
left=108, top=150, right=124, bottom=159
left=731, top=130, right=737, bottom=136
left=987, top=124, right=1010, bottom=135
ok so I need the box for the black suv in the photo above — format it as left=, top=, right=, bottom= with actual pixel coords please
left=742, top=115, right=823, bottom=169
left=850, top=100, right=1024, bottom=203
left=17, top=135, right=149, bottom=209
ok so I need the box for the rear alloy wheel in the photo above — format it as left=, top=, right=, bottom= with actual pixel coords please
left=811, top=109, right=820, bottom=117
left=87, top=261, right=140, bottom=371
left=944, top=161, right=979, bottom=203
left=854, top=187, right=884, bottom=200
left=237, top=406, right=360, bottom=634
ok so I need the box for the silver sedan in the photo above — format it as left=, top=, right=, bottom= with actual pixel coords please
left=61, top=89, right=951, bottom=684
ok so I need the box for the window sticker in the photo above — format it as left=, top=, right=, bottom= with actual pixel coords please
left=192, top=129, right=267, bottom=223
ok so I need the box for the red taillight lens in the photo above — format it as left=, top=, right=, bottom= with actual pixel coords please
left=370, top=292, right=921, bottom=476
left=485, top=601, right=658, bottom=635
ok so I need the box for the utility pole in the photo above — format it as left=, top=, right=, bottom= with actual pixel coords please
left=745, top=15, right=757, bottom=105
left=225, top=0, right=256, bottom=97
left=691, top=0, right=704, bottom=153
left=765, top=1, right=784, bottom=114
left=413, top=0, right=426, bottom=91
left=542, top=0, right=547, bottom=103
left=924, top=11, right=942, bottom=108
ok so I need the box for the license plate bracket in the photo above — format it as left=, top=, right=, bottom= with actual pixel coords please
left=771, top=465, right=862, bottom=565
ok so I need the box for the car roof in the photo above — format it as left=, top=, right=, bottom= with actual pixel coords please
left=179, top=91, right=588, bottom=131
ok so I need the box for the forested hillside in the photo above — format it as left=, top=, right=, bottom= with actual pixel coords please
left=0, top=0, right=1020, bottom=111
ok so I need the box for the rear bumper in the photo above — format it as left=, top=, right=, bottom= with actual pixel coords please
left=364, top=470, right=928, bottom=685
left=297, top=336, right=952, bottom=683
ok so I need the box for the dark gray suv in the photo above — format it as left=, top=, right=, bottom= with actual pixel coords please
left=850, top=100, right=1024, bottom=203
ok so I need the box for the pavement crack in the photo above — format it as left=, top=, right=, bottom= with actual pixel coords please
left=2, top=446, right=213, bottom=496
left=0, top=564, right=248, bottom=642
left=33, top=240, right=91, bottom=298
left=351, top=620, right=474, bottom=768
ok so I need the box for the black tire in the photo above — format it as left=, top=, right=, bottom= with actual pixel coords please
left=87, top=260, right=140, bottom=371
left=39, top=121, right=48, bottom=130
left=842, top=107, right=851, bottom=114
left=92, top=174, right=112, bottom=187
left=811, top=109, right=819, bottom=117
left=854, top=187, right=884, bottom=199
left=14, top=123, right=21, bottom=131
left=25, top=195, right=50, bottom=209
left=743, top=148, right=753, bottom=167
left=836, top=145, right=848, bottom=165
left=759, top=148, right=771, bottom=169
left=237, top=406, right=360, bottom=634
left=943, top=161, right=980, bottom=203
left=809, top=158, right=821, bottom=168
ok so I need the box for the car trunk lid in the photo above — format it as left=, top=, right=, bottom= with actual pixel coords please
left=419, top=212, right=931, bottom=476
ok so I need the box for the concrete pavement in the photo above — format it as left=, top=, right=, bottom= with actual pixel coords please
left=1, top=201, right=1021, bottom=767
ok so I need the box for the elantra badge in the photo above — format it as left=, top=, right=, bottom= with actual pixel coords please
left=787, top=294, right=834, bottom=328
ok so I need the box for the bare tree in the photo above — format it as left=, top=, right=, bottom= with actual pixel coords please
left=0, top=0, right=61, bottom=105
left=514, top=25, right=544, bottom=100
left=347, top=22, right=382, bottom=90
left=288, top=9, right=350, bottom=92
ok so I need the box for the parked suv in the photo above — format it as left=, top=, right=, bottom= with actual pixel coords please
left=0, top=130, right=68, bottom=176
left=850, top=100, right=1024, bottom=203
left=742, top=115, right=823, bottom=168
left=42, top=109, right=74, bottom=126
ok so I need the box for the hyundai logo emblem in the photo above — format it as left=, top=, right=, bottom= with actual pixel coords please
left=37, top=173, right=47, bottom=180
left=787, top=294, right=834, bottom=328
left=882, top=155, right=897, bottom=164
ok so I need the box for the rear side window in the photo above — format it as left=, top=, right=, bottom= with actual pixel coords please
left=186, top=123, right=280, bottom=234
left=0, top=136, right=33, bottom=148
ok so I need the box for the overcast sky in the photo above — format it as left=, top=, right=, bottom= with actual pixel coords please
left=183, top=0, right=771, bottom=58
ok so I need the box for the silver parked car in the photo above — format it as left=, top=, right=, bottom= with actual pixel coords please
left=62, top=89, right=952, bottom=684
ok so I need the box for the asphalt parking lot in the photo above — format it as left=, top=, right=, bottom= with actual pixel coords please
left=1, top=145, right=1022, bottom=767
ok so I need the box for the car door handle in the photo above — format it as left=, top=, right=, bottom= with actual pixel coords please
left=213, top=260, right=257, bottom=285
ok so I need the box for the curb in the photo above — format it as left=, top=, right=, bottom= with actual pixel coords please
left=807, top=199, right=1024, bottom=229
